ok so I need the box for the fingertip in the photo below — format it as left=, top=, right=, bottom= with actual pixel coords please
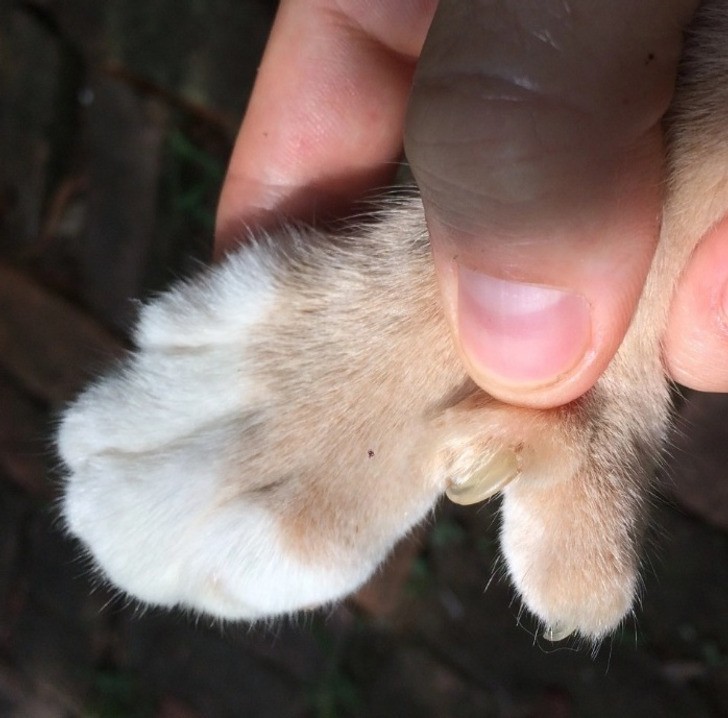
left=665, top=215, right=728, bottom=392
left=215, top=0, right=428, bottom=254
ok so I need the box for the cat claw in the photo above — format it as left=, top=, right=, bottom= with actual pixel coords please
left=445, top=449, right=519, bottom=506
left=542, top=623, right=575, bottom=642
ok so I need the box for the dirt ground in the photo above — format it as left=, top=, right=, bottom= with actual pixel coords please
left=1, top=2, right=727, bottom=716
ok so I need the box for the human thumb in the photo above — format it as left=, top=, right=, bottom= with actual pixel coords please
left=405, top=0, right=697, bottom=408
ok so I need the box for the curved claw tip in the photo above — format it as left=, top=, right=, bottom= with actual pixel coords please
left=542, top=622, right=575, bottom=642
left=445, top=449, right=518, bottom=506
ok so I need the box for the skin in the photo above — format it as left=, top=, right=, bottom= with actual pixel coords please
left=216, top=0, right=728, bottom=409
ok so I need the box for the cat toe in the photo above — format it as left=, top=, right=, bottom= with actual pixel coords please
left=500, top=467, right=640, bottom=641
left=62, top=434, right=373, bottom=619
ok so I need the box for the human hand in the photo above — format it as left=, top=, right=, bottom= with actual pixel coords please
left=216, top=0, right=725, bottom=409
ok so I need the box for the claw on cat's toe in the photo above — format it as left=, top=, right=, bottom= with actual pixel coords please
left=542, top=622, right=575, bottom=642
left=445, top=449, right=519, bottom=506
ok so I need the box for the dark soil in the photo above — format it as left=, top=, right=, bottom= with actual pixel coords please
left=1, top=2, right=727, bottom=716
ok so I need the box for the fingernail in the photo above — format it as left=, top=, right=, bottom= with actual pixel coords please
left=445, top=449, right=519, bottom=506
left=457, top=268, right=591, bottom=387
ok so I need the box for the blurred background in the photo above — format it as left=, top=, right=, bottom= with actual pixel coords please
left=1, top=1, right=727, bottom=716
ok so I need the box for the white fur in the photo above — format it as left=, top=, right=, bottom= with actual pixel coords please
left=58, top=251, right=276, bottom=467
left=64, top=430, right=370, bottom=617
left=135, top=249, right=275, bottom=348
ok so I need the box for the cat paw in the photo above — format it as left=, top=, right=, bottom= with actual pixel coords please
left=58, top=203, right=665, bottom=640
left=57, top=233, right=439, bottom=619
left=58, top=248, right=376, bottom=618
